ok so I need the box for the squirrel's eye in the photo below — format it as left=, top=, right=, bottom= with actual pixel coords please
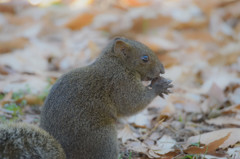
left=141, top=55, right=149, bottom=63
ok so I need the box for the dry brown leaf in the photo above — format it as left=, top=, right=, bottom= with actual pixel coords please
left=227, top=146, right=240, bottom=158
left=0, top=3, right=15, bottom=14
left=143, top=118, right=164, bottom=140
left=0, top=74, right=49, bottom=93
left=118, top=124, right=138, bottom=143
left=0, top=91, right=13, bottom=107
left=221, top=104, right=240, bottom=115
left=0, top=37, right=29, bottom=54
left=70, top=0, right=95, bottom=7
left=172, top=19, right=208, bottom=30
left=230, top=104, right=240, bottom=110
left=88, top=41, right=101, bottom=60
left=208, top=52, right=240, bottom=66
left=131, top=123, right=147, bottom=129
left=16, top=95, right=43, bottom=106
left=200, top=67, right=240, bottom=93
left=218, top=0, right=240, bottom=7
left=206, top=116, right=240, bottom=126
left=5, top=14, right=33, bottom=26
left=131, top=15, right=173, bottom=34
left=0, top=65, right=16, bottom=75
left=225, top=84, right=240, bottom=94
left=185, top=128, right=240, bottom=149
left=120, top=0, right=151, bottom=8
left=159, top=151, right=179, bottom=159
left=169, top=94, right=202, bottom=113
left=195, top=0, right=222, bottom=15
left=139, top=36, right=179, bottom=51
left=127, top=110, right=152, bottom=127
left=157, top=53, right=179, bottom=68
left=185, top=133, right=230, bottom=154
left=229, top=88, right=240, bottom=104
left=65, top=12, right=95, bottom=30
left=127, top=140, right=148, bottom=155
left=184, top=31, right=215, bottom=42
left=142, top=41, right=163, bottom=53
left=22, top=114, right=40, bottom=124
left=147, top=149, right=161, bottom=158
left=208, top=83, right=226, bottom=104
left=160, top=103, right=176, bottom=115
left=153, top=135, right=176, bottom=155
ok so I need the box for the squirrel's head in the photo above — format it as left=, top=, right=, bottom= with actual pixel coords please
left=111, top=37, right=165, bottom=81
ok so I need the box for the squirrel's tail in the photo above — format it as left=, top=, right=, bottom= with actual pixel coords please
left=0, top=122, right=66, bottom=159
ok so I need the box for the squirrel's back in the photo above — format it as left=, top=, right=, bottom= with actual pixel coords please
left=0, top=123, right=66, bottom=159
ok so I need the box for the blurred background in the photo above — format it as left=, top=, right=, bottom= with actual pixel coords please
left=0, top=0, right=240, bottom=158
left=0, top=0, right=239, bottom=92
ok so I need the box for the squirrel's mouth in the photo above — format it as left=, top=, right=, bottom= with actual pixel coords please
left=141, top=75, right=160, bottom=87
left=142, top=74, right=161, bottom=82
left=141, top=77, right=153, bottom=83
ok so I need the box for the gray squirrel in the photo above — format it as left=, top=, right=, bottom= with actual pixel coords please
left=40, top=37, right=173, bottom=159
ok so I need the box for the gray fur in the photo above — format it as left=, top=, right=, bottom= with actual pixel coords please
left=40, top=37, right=172, bottom=159
left=0, top=123, right=66, bottom=159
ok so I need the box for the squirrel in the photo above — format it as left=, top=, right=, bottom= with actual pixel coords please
left=0, top=122, right=66, bottom=159
left=40, top=37, right=173, bottom=159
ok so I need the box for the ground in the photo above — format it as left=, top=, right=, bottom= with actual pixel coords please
left=0, top=0, right=240, bottom=158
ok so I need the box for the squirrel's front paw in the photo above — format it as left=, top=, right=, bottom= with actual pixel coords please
left=150, top=76, right=173, bottom=98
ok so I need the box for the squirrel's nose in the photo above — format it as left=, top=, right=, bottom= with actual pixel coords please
left=159, top=63, right=165, bottom=74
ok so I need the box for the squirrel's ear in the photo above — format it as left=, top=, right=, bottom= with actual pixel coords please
left=113, top=39, right=130, bottom=57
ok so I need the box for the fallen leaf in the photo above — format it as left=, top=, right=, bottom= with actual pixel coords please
left=0, top=3, right=15, bottom=14
left=131, top=15, right=173, bottom=34
left=169, top=94, right=202, bottom=113
left=208, top=83, right=226, bottom=104
left=120, top=0, right=151, bottom=8
left=0, top=74, right=49, bottom=93
left=65, top=12, right=95, bottom=30
left=88, top=41, right=101, bottom=60
left=185, top=128, right=240, bottom=149
left=22, top=114, right=40, bottom=124
left=127, top=140, right=148, bottom=154
left=127, top=109, right=152, bottom=127
left=185, top=133, right=230, bottom=154
left=153, top=135, right=176, bottom=155
left=70, top=0, right=94, bottom=8
left=172, top=18, right=207, bottom=30
left=118, top=124, right=139, bottom=143
left=195, top=0, right=220, bottom=15
left=16, top=94, right=43, bottom=105
left=229, top=88, right=240, bottom=104
left=200, top=67, right=240, bottom=93
left=208, top=52, right=240, bottom=66
left=0, top=37, right=29, bottom=54
left=221, top=104, right=240, bottom=115
left=206, top=117, right=240, bottom=126
left=157, top=53, right=180, bottom=68
left=5, top=14, right=33, bottom=26
left=0, top=91, right=13, bottom=107
left=142, top=37, right=179, bottom=51
left=227, top=146, right=240, bottom=159
left=160, top=103, right=176, bottom=115
left=184, top=30, right=215, bottom=42
left=159, top=151, right=179, bottom=159
left=0, top=65, right=16, bottom=75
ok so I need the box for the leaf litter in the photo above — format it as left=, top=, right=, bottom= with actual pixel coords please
left=0, top=0, right=240, bottom=158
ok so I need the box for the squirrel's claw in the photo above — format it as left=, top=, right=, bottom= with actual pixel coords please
left=159, top=93, right=165, bottom=98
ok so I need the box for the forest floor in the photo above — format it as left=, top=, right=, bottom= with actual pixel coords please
left=0, top=0, right=240, bottom=158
